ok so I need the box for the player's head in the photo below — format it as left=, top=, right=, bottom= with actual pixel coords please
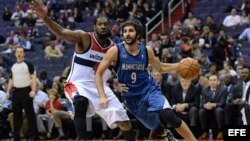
left=121, top=19, right=142, bottom=45
left=94, top=14, right=111, bottom=38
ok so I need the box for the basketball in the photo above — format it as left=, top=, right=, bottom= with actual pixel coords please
left=177, top=58, right=200, bottom=80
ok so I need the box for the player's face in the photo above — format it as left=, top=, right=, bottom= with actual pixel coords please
left=94, top=17, right=110, bottom=38
left=123, top=25, right=137, bottom=45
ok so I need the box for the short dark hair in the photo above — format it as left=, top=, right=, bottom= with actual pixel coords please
left=121, top=18, right=143, bottom=38
left=94, top=14, right=110, bottom=25
left=15, top=46, right=25, bottom=52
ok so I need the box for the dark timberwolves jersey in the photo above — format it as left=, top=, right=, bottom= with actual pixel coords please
left=116, top=42, right=154, bottom=96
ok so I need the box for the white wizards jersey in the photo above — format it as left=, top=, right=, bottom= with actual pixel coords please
left=67, top=32, right=114, bottom=85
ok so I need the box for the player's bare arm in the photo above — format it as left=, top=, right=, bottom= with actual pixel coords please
left=30, top=0, right=90, bottom=53
left=96, top=46, right=118, bottom=97
left=147, top=47, right=179, bottom=73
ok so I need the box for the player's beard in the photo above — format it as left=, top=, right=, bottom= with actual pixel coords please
left=96, top=31, right=111, bottom=38
left=124, top=36, right=137, bottom=45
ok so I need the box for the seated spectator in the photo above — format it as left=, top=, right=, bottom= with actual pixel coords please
left=11, top=4, right=26, bottom=27
left=183, top=12, right=196, bottom=29
left=205, top=15, right=218, bottom=33
left=21, top=9, right=37, bottom=27
left=241, top=68, right=250, bottom=125
left=0, top=30, right=19, bottom=53
left=27, top=27, right=39, bottom=40
left=53, top=37, right=65, bottom=51
left=52, top=99, right=73, bottom=140
left=240, top=10, right=250, bottom=25
left=199, top=73, right=227, bottom=140
left=239, top=26, right=250, bottom=42
left=39, top=69, right=53, bottom=92
left=73, top=7, right=83, bottom=22
left=224, top=74, right=241, bottom=126
left=171, top=77, right=200, bottom=137
left=16, top=36, right=32, bottom=51
left=181, top=37, right=192, bottom=58
left=227, top=67, right=250, bottom=125
left=223, top=8, right=241, bottom=27
left=191, top=39, right=202, bottom=60
left=37, top=89, right=62, bottom=139
left=2, top=6, right=12, bottom=21
left=161, top=48, right=173, bottom=63
left=203, top=31, right=217, bottom=50
left=44, top=41, right=63, bottom=58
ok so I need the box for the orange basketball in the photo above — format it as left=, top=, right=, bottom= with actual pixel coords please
left=177, top=58, right=200, bottom=80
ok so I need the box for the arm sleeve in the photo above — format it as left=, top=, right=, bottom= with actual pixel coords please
left=24, top=61, right=35, bottom=74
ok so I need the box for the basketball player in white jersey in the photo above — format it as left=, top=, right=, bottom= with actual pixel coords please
left=30, top=0, right=135, bottom=140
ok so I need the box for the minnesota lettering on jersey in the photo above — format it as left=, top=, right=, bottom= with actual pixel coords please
left=121, top=63, right=145, bottom=70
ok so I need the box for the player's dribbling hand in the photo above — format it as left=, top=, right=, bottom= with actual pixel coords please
left=100, top=97, right=108, bottom=108
left=30, top=0, right=49, bottom=20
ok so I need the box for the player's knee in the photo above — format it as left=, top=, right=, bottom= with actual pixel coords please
left=116, top=121, right=132, bottom=131
left=73, top=95, right=88, bottom=116
left=159, top=108, right=182, bottom=128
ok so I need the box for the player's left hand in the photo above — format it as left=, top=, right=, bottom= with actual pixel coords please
left=100, top=97, right=108, bottom=108
left=117, top=83, right=129, bottom=92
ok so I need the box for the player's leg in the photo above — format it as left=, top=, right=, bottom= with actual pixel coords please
left=130, top=108, right=177, bottom=141
left=159, top=108, right=197, bottom=141
left=96, top=96, right=136, bottom=141
left=116, top=120, right=136, bottom=141
left=73, top=95, right=89, bottom=139
left=64, top=83, right=89, bottom=140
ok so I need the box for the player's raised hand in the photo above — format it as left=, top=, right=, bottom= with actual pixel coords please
left=30, top=0, right=49, bottom=20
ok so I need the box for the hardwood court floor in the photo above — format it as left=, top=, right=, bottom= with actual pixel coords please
left=0, top=139, right=223, bottom=141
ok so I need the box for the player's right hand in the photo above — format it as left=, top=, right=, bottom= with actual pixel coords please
left=100, top=97, right=108, bottom=109
left=30, top=0, right=49, bottom=20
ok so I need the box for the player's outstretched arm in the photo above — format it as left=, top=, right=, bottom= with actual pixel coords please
left=30, top=0, right=89, bottom=50
left=147, top=47, right=179, bottom=73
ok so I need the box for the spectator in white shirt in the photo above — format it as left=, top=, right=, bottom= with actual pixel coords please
left=223, top=8, right=241, bottom=27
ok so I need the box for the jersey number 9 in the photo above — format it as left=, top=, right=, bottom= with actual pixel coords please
left=131, top=72, right=136, bottom=83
